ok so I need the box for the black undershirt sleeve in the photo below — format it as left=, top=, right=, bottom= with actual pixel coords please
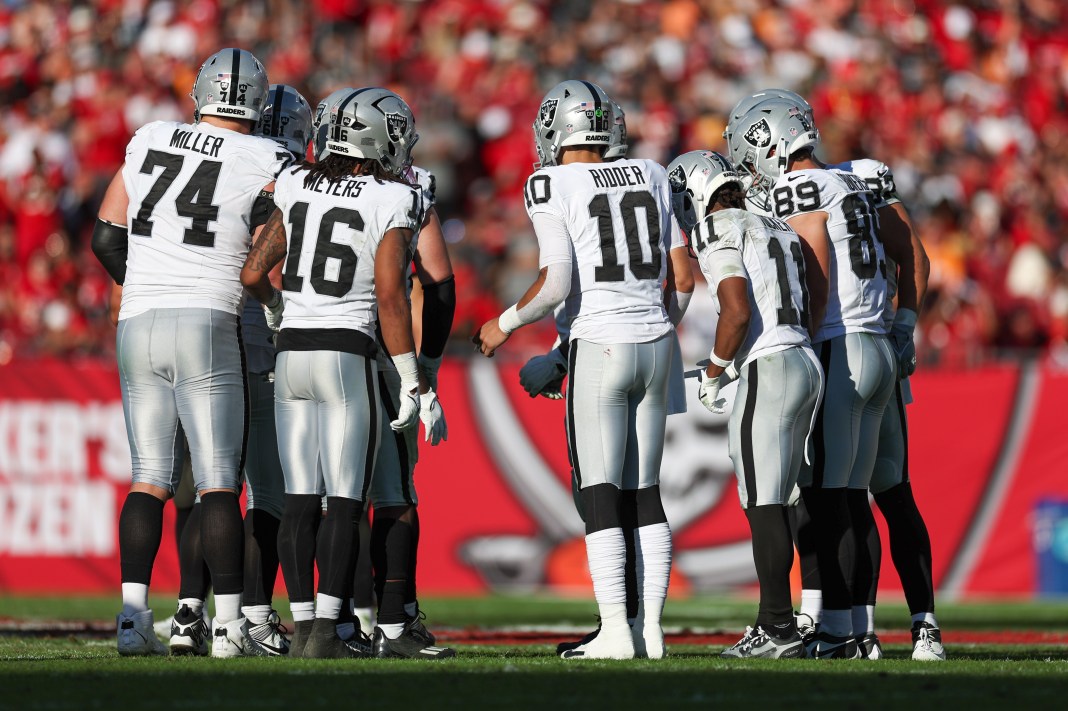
left=419, top=274, right=455, bottom=359
left=91, top=219, right=129, bottom=284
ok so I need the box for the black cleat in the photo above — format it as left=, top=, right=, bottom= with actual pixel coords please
left=169, top=605, right=209, bottom=656
left=373, top=623, right=456, bottom=659
left=407, top=608, right=437, bottom=647
left=288, top=619, right=315, bottom=659
left=302, top=618, right=362, bottom=659
left=812, top=630, right=861, bottom=659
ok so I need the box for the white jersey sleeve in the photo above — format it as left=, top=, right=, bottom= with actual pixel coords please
left=830, top=158, right=901, bottom=209
left=523, top=158, right=673, bottom=345
left=771, top=168, right=888, bottom=341
left=119, top=121, right=289, bottom=320
left=275, top=168, right=421, bottom=340
left=406, top=165, right=437, bottom=212
left=692, top=209, right=809, bottom=368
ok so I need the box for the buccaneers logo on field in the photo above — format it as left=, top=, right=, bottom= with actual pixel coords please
left=743, top=118, right=772, bottom=148
left=539, top=99, right=558, bottom=128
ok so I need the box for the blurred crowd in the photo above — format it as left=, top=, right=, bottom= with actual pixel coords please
left=1, top=0, right=1067, bottom=368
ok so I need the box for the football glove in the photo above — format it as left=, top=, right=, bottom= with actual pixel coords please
left=519, top=347, right=568, bottom=399
left=263, top=290, right=284, bottom=332
left=697, top=369, right=728, bottom=414
left=419, top=389, right=448, bottom=445
left=889, top=308, right=918, bottom=380
left=418, top=353, right=443, bottom=392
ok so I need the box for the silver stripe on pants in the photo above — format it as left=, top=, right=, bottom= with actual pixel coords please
left=273, top=350, right=380, bottom=500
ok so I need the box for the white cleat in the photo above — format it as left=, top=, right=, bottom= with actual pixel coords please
left=639, top=624, right=666, bottom=660
left=210, top=617, right=268, bottom=658
left=560, top=625, right=634, bottom=660
left=117, top=610, right=169, bottom=656
left=247, top=610, right=290, bottom=656
left=911, top=622, right=946, bottom=661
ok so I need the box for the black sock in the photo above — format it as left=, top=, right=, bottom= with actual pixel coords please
left=199, top=492, right=244, bottom=595
left=405, top=507, right=420, bottom=608
left=174, top=504, right=193, bottom=557
left=371, top=506, right=414, bottom=625
left=581, top=483, right=622, bottom=534
left=316, top=496, right=361, bottom=599
left=745, top=504, right=795, bottom=631
left=848, top=489, right=880, bottom=607
left=800, top=487, right=854, bottom=610
left=178, top=503, right=210, bottom=600
left=242, top=509, right=281, bottom=607
left=788, top=495, right=821, bottom=592
left=874, top=482, right=935, bottom=615
left=352, top=506, right=375, bottom=610
left=119, top=492, right=166, bottom=585
left=620, top=490, right=639, bottom=620
left=278, top=494, right=322, bottom=605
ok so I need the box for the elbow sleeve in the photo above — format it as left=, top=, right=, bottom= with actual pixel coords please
left=419, top=274, right=455, bottom=359
left=91, top=219, right=129, bottom=284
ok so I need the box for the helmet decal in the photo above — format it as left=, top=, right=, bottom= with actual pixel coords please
left=669, top=164, right=687, bottom=194
left=386, top=112, right=409, bottom=143
left=539, top=99, right=558, bottom=128
left=744, top=118, right=772, bottom=148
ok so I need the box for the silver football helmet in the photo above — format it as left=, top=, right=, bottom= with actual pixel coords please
left=604, top=100, right=628, bottom=161
left=532, top=80, right=615, bottom=167
left=312, top=88, right=355, bottom=161
left=324, top=87, right=418, bottom=176
left=726, top=99, right=819, bottom=213
left=258, top=85, right=313, bottom=158
left=191, top=48, right=269, bottom=122
left=666, top=151, right=742, bottom=232
left=723, top=88, right=817, bottom=144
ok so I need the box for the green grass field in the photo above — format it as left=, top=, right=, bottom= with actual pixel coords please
left=2, top=595, right=1068, bottom=710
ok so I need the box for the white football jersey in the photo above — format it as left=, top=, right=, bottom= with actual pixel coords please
left=769, top=168, right=888, bottom=341
left=831, top=158, right=902, bottom=330
left=120, top=120, right=288, bottom=320
left=273, top=166, right=422, bottom=339
left=691, top=209, right=809, bottom=368
left=524, top=158, right=680, bottom=345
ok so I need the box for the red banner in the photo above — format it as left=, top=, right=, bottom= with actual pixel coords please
left=1, top=358, right=1065, bottom=597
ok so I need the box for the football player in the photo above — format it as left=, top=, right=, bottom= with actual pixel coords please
left=667, top=150, right=823, bottom=658
left=241, top=87, right=443, bottom=658
left=92, top=48, right=289, bottom=657
left=727, top=100, right=895, bottom=659
left=520, top=100, right=694, bottom=657
left=475, top=81, right=690, bottom=660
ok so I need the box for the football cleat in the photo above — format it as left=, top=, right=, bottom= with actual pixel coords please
left=911, top=622, right=946, bottom=661
left=407, top=609, right=437, bottom=647
left=343, top=628, right=375, bottom=658
left=302, top=618, right=364, bottom=659
left=795, top=613, right=818, bottom=657
left=721, top=625, right=804, bottom=659
left=856, top=632, right=883, bottom=660
left=153, top=614, right=173, bottom=640
left=211, top=617, right=267, bottom=658
left=117, top=609, right=169, bottom=656
left=560, top=624, right=634, bottom=660
left=247, top=609, right=290, bottom=656
left=557, top=619, right=601, bottom=656
left=812, top=630, right=861, bottom=659
left=169, top=604, right=209, bottom=656
left=373, top=625, right=456, bottom=659
left=632, top=608, right=665, bottom=660
left=288, top=619, right=315, bottom=659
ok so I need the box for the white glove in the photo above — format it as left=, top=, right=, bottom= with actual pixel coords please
left=695, top=357, right=740, bottom=384
left=418, top=353, right=443, bottom=392
left=419, top=389, right=448, bottom=445
left=889, top=308, right=918, bottom=380
left=391, top=385, right=420, bottom=431
left=263, top=290, right=284, bottom=332
left=697, top=369, right=729, bottom=414
left=519, top=348, right=568, bottom=399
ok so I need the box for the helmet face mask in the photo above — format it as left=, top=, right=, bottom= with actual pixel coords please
left=532, top=80, right=615, bottom=167
left=191, top=48, right=270, bottom=122
left=258, top=84, right=313, bottom=159
left=726, top=99, right=819, bottom=212
left=323, top=87, right=418, bottom=176
left=666, top=150, right=742, bottom=232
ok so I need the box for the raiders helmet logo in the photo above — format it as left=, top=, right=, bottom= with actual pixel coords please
left=539, top=99, right=558, bottom=128
left=743, top=118, right=772, bottom=148
left=668, top=164, right=687, bottom=194
left=386, top=112, right=409, bottom=142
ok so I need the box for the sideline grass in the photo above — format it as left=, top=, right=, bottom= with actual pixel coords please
left=2, top=596, right=1068, bottom=711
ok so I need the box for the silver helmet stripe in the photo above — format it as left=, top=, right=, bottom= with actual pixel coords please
left=228, top=48, right=241, bottom=106
left=269, top=84, right=285, bottom=138
left=331, top=88, right=372, bottom=144
left=578, top=80, right=605, bottom=132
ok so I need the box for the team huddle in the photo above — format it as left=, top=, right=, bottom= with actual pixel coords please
left=93, top=46, right=943, bottom=662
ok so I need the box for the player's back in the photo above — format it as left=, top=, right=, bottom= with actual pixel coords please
left=524, top=157, right=674, bottom=345
left=691, top=208, right=809, bottom=367
left=121, top=120, right=287, bottom=320
left=273, top=165, right=422, bottom=343
left=769, top=167, right=887, bottom=342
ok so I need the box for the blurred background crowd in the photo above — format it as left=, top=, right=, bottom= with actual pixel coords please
left=1, top=0, right=1066, bottom=368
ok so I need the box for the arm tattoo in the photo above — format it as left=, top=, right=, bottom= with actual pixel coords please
left=246, top=209, right=288, bottom=275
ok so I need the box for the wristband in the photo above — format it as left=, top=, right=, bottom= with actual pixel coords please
left=498, top=303, right=522, bottom=334
left=266, top=289, right=282, bottom=309
left=391, top=351, right=419, bottom=390
left=709, top=350, right=733, bottom=369
left=892, top=308, right=918, bottom=332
